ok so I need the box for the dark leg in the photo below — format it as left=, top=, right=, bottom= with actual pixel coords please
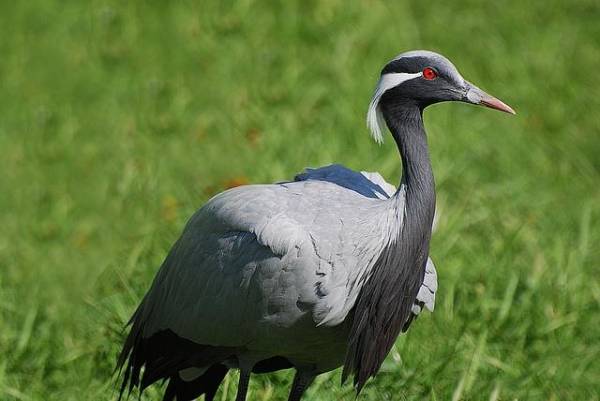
left=235, top=368, right=251, bottom=401
left=203, top=364, right=229, bottom=401
left=287, top=369, right=316, bottom=401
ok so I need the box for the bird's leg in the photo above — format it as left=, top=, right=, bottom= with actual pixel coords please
left=287, top=369, right=316, bottom=401
left=234, top=367, right=252, bottom=401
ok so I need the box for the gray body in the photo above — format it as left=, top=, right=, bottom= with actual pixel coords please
left=117, top=50, right=513, bottom=401
left=134, top=165, right=436, bottom=373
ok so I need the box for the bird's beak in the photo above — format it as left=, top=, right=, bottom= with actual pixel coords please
left=463, top=81, right=516, bottom=115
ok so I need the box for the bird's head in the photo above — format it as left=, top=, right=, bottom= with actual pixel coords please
left=367, top=50, right=515, bottom=143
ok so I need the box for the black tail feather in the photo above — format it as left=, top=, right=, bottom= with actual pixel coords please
left=116, top=324, right=236, bottom=400
left=162, top=364, right=229, bottom=401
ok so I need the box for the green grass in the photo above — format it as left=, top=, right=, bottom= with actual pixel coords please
left=1, top=1, right=599, bottom=400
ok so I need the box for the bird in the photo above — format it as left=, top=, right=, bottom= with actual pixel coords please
left=116, top=50, right=514, bottom=401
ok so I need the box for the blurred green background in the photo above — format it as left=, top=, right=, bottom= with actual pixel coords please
left=1, top=1, right=599, bottom=400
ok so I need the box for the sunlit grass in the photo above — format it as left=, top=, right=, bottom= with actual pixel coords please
left=1, top=1, right=599, bottom=400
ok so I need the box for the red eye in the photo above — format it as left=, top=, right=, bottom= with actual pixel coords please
left=422, top=67, right=437, bottom=80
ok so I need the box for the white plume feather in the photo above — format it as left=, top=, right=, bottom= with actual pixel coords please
left=366, top=72, right=422, bottom=143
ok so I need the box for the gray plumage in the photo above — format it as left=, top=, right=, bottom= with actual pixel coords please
left=117, top=50, right=514, bottom=401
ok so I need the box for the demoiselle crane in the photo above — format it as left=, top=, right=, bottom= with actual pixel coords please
left=117, top=50, right=515, bottom=401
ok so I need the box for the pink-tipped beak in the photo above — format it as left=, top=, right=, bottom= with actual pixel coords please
left=464, top=82, right=516, bottom=115
left=479, top=96, right=516, bottom=115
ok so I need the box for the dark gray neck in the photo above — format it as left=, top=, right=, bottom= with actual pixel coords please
left=383, top=103, right=435, bottom=223
left=342, top=103, right=437, bottom=391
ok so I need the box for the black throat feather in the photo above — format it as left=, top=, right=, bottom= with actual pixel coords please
left=342, top=104, right=436, bottom=392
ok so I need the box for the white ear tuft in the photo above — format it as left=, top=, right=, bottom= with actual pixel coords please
left=366, top=95, right=386, bottom=144
left=366, top=72, right=422, bottom=143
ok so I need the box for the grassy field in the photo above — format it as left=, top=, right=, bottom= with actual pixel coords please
left=1, top=1, right=599, bottom=400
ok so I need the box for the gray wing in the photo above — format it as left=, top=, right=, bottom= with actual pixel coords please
left=402, top=257, right=437, bottom=332
left=412, top=257, right=437, bottom=314
left=135, top=180, right=391, bottom=347
left=136, top=164, right=435, bottom=348
left=294, top=164, right=438, bottom=321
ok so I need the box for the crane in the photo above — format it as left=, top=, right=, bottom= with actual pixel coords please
left=117, top=50, right=514, bottom=401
